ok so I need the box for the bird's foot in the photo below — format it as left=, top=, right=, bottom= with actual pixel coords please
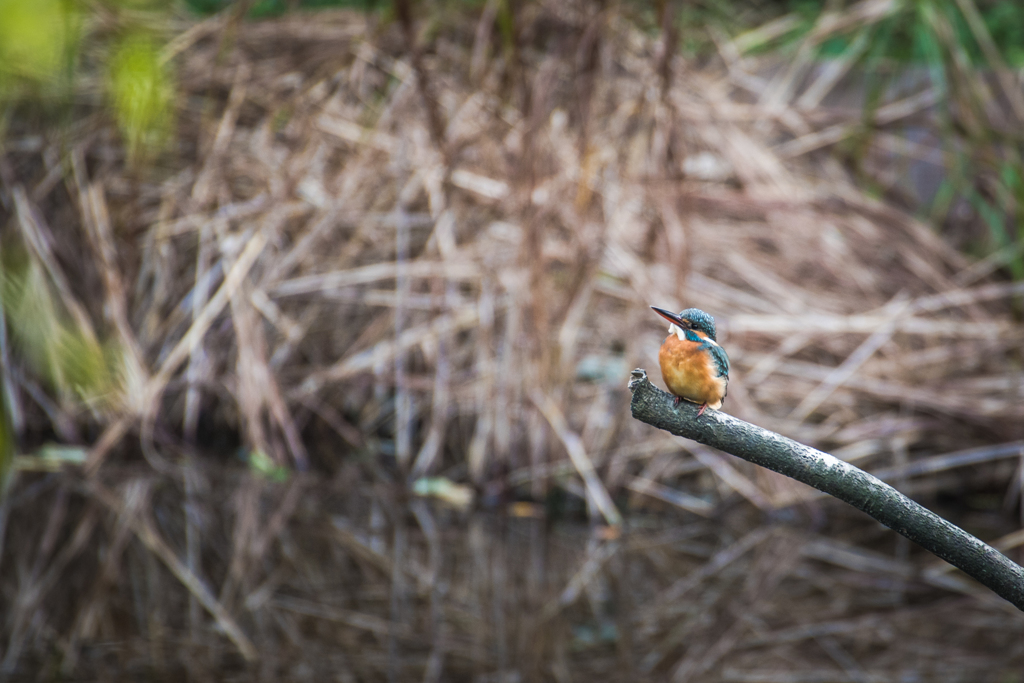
left=697, top=403, right=708, bottom=417
left=673, top=396, right=682, bottom=407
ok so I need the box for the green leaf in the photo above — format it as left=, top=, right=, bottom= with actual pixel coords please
left=0, top=391, right=12, bottom=496
left=0, top=255, right=120, bottom=407
left=0, top=0, right=77, bottom=86
left=247, top=449, right=290, bottom=482
left=109, top=33, right=175, bottom=162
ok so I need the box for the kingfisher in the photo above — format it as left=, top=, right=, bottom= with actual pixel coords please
left=651, top=306, right=729, bottom=416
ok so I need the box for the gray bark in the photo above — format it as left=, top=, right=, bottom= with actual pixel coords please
left=628, top=368, right=1024, bottom=611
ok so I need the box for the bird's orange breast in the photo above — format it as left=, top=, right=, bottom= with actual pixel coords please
left=658, top=334, right=727, bottom=409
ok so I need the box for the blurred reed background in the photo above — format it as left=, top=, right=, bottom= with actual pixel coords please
left=1, top=0, right=1024, bottom=680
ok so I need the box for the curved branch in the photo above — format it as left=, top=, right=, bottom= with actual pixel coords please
left=628, top=368, right=1024, bottom=611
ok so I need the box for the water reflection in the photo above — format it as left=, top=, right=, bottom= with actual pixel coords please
left=1, top=467, right=1022, bottom=681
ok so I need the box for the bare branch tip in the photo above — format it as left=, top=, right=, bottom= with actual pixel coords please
left=628, top=368, right=649, bottom=392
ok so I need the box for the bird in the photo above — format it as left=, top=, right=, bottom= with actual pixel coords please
left=650, top=306, right=729, bottom=417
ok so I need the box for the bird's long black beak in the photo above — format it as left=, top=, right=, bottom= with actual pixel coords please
left=651, top=306, right=684, bottom=326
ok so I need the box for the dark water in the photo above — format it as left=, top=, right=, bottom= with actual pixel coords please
left=1, top=465, right=1023, bottom=681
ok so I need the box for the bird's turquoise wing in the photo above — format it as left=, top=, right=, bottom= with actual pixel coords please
left=708, top=343, right=729, bottom=378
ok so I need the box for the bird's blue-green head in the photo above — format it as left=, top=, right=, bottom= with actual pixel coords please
left=651, top=306, right=718, bottom=341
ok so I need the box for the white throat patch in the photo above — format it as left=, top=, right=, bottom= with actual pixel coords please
left=668, top=323, right=686, bottom=341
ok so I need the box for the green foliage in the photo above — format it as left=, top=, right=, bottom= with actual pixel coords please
left=108, top=33, right=175, bottom=162
left=985, top=1, right=1024, bottom=65
left=246, top=449, right=290, bottom=482
left=741, top=0, right=1024, bottom=280
left=734, top=0, right=1024, bottom=67
left=0, top=390, right=11, bottom=497
left=182, top=0, right=383, bottom=17
left=0, top=253, right=119, bottom=411
left=971, top=162, right=1024, bottom=280
left=496, top=0, right=516, bottom=60
left=0, top=0, right=79, bottom=95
